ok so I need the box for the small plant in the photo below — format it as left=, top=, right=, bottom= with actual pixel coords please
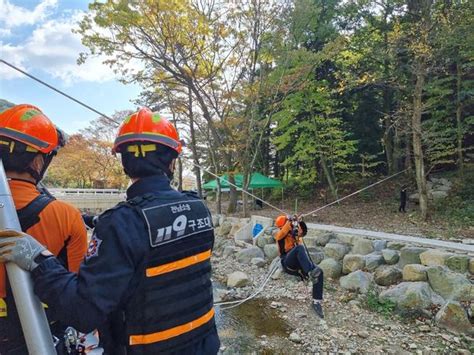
left=364, top=284, right=396, bottom=318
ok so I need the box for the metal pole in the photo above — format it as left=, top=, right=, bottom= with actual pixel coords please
left=0, top=161, right=55, bottom=354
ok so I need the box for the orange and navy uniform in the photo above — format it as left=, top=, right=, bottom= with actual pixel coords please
left=0, top=179, right=87, bottom=309
left=275, top=220, right=305, bottom=255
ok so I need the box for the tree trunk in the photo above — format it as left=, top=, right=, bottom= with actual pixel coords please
left=188, top=88, right=203, bottom=198
left=455, top=61, right=464, bottom=179
left=382, top=22, right=395, bottom=175
left=320, top=156, right=338, bottom=200
left=216, top=180, right=222, bottom=215
left=227, top=173, right=237, bottom=214
left=412, top=64, right=429, bottom=221
left=404, top=128, right=412, bottom=171
left=242, top=172, right=251, bottom=218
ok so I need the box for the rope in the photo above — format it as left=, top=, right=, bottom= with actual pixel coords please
left=0, top=59, right=120, bottom=125
left=300, top=169, right=408, bottom=218
left=215, top=262, right=279, bottom=311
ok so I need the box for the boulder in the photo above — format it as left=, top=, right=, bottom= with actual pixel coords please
left=236, top=246, right=265, bottom=263
left=303, top=236, right=319, bottom=248
left=216, top=221, right=233, bottom=237
left=387, top=242, right=405, bottom=250
left=446, top=255, right=469, bottom=273
left=229, top=223, right=244, bottom=237
left=251, top=257, right=266, bottom=267
left=379, top=282, right=443, bottom=312
left=419, top=249, right=452, bottom=267
left=316, top=232, right=337, bottom=246
left=409, top=193, right=419, bottom=203
left=374, top=265, right=402, bottom=286
left=431, top=190, right=449, bottom=200
left=352, top=239, right=374, bottom=255
left=227, top=271, right=250, bottom=288
left=435, top=301, right=473, bottom=335
left=263, top=244, right=279, bottom=259
left=307, top=248, right=325, bottom=264
left=399, top=247, right=427, bottom=267
left=434, top=184, right=451, bottom=192
left=342, top=254, right=366, bottom=274
left=256, top=233, right=274, bottom=248
left=382, top=249, right=399, bottom=265
left=324, top=243, right=350, bottom=261
left=373, top=240, right=388, bottom=252
left=365, top=254, right=385, bottom=271
left=470, top=259, right=474, bottom=274
left=214, top=238, right=234, bottom=257
left=223, top=246, right=238, bottom=258
left=427, top=266, right=474, bottom=301
left=336, top=234, right=355, bottom=245
left=212, top=214, right=221, bottom=227
left=403, top=264, right=428, bottom=281
left=340, top=270, right=373, bottom=294
left=319, top=258, right=342, bottom=279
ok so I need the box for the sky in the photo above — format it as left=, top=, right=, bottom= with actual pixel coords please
left=0, top=0, right=141, bottom=134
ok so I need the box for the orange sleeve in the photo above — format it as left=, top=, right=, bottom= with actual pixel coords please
left=66, top=210, right=88, bottom=273
left=275, top=221, right=292, bottom=241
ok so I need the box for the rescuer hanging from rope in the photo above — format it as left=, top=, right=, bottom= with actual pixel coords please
left=0, top=107, right=220, bottom=354
left=0, top=104, right=88, bottom=354
left=275, top=214, right=325, bottom=318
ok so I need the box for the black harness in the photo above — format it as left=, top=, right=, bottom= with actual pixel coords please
left=16, top=193, right=56, bottom=231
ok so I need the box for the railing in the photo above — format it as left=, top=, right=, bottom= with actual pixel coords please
left=48, top=188, right=125, bottom=196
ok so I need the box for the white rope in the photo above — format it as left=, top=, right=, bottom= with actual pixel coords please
left=215, top=263, right=280, bottom=311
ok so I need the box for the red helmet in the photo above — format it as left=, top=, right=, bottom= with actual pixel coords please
left=275, top=215, right=288, bottom=228
left=0, top=104, right=60, bottom=154
left=113, top=108, right=182, bottom=154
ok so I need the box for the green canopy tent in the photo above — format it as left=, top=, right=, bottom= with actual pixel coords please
left=202, top=172, right=284, bottom=210
left=202, top=172, right=282, bottom=190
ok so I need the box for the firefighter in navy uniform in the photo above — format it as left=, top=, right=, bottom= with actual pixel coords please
left=0, top=108, right=220, bottom=354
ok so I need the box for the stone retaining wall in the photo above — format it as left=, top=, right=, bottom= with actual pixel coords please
left=212, top=214, right=474, bottom=335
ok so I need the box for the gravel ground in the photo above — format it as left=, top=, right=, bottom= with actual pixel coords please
left=212, top=238, right=474, bottom=354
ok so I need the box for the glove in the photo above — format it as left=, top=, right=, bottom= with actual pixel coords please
left=0, top=230, right=48, bottom=271
left=82, top=214, right=98, bottom=229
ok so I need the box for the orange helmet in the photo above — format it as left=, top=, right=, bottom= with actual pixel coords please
left=113, top=108, right=182, bottom=154
left=0, top=104, right=60, bottom=154
left=275, top=215, right=288, bottom=228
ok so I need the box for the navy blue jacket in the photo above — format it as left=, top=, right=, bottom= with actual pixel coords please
left=32, top=175, right=219, bottom=354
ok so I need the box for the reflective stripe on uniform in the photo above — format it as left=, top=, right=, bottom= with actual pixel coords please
left=129, top=308, right=215, bottom=345
left=146, top=249, right=211, bottom=278
left=0, top=298, right=7, bottom=317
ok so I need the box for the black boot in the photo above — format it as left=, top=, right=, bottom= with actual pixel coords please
left=312, top=302, right=324, bottom=319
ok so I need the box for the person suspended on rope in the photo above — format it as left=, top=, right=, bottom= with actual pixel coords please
left=0, top=108, right=220, bottom=355
left=0, top=104, right=88, bottom=354
left=275, top=214, right=325, bottom=318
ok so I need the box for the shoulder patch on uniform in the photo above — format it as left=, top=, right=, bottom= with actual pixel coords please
left=86, top=233, right=102, bottom=260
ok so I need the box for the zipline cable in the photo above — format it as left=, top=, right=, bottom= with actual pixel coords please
left=0, top=59, right=120, bottom=125
left=301, top=169, right=408, bottom=218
